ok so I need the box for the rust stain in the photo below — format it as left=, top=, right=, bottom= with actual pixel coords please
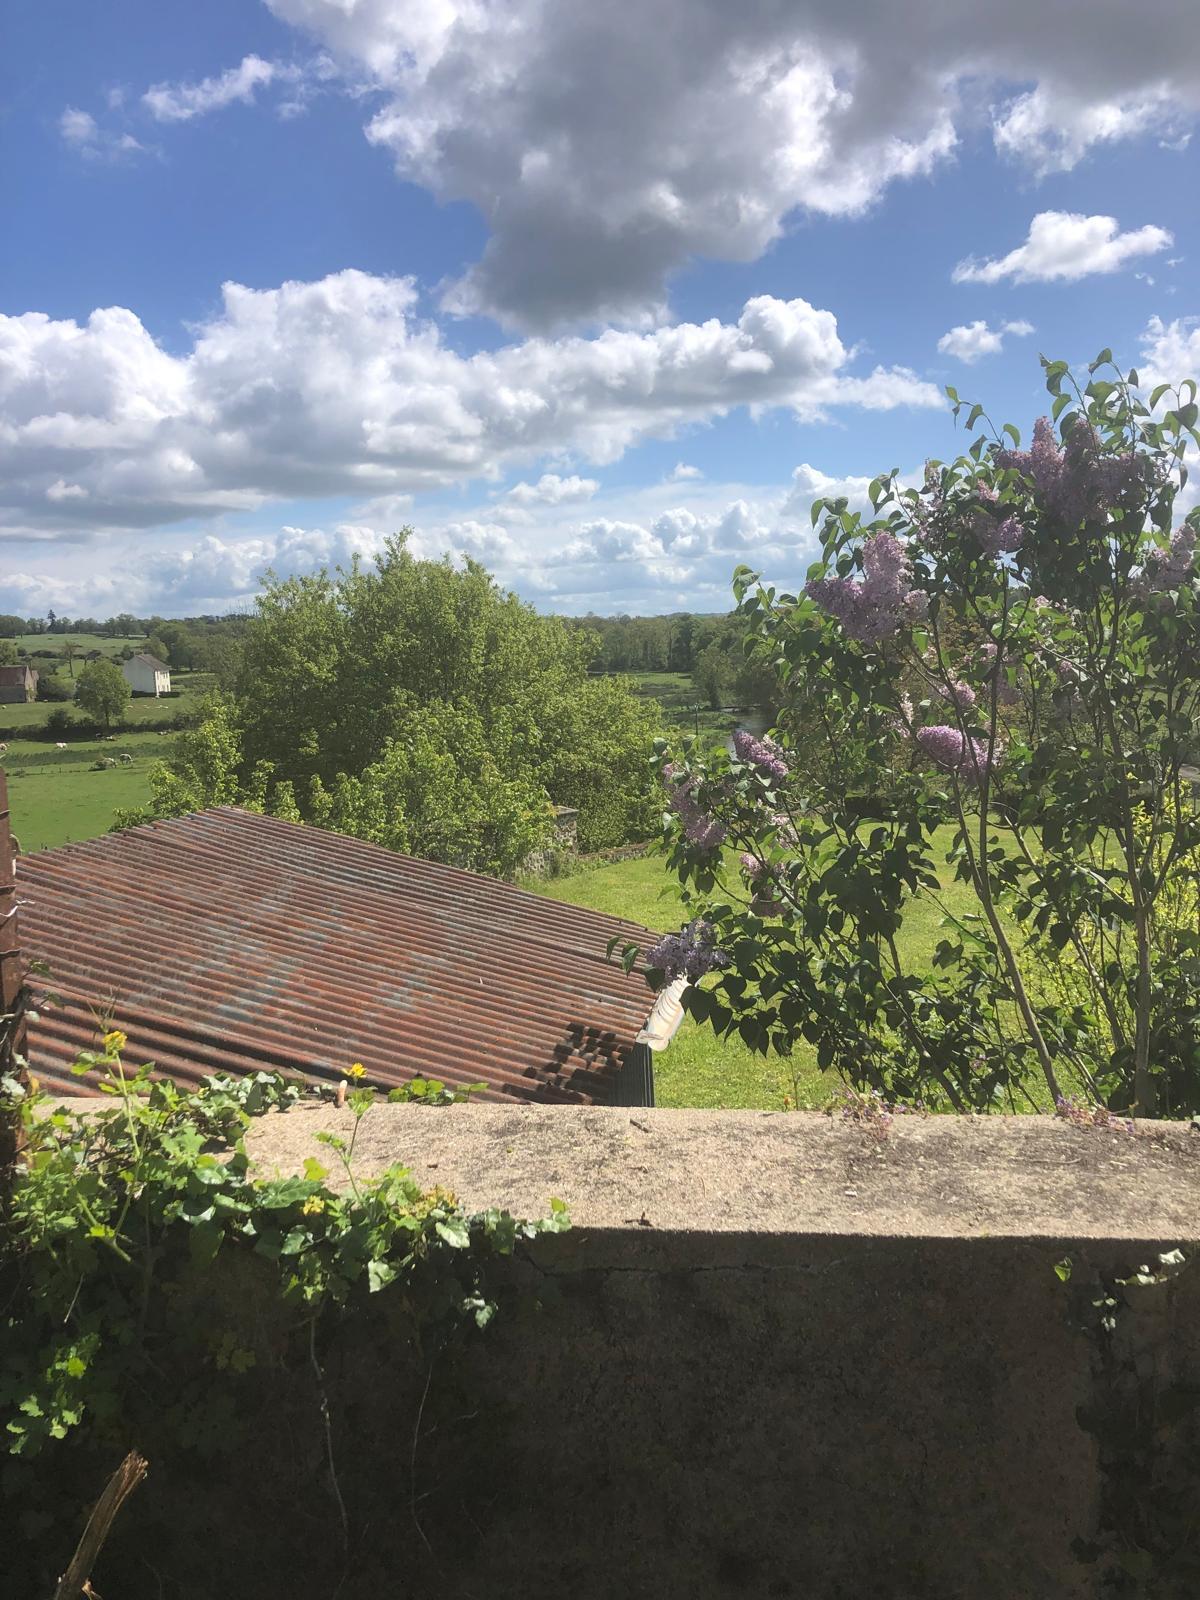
left=20, top=808, right=656, bottom=1104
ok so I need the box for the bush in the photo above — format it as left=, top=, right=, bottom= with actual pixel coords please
left=44, top=706, right=77, bottom=737
left=645, top=354, right=1200, bottom=1117
left=36, top=675, right=74, bottom=703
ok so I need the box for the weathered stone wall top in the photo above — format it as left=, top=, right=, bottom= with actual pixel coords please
left=247, top=1102, right=1200, bottom=1241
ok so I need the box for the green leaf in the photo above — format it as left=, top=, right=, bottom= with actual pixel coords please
left=435, top=1217, right=471, bottom=1250
left=366, top=1258, right=399, bottom=1293
left=1053, top=1256, right=1073, bottom=1283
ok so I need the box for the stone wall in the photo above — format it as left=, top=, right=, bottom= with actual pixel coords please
left=214, top=1103, right=1200, bottom=1600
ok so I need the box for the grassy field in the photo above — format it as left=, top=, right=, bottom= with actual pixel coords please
left=526, top=830, right=998, bottom=1111
left=2, top=730, right=175, bottom=851
left=627, top=670, right=737, bottom=743
left=10, top=631, right=145, bottom=660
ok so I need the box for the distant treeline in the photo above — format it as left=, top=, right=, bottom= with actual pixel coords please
left=561, top=611, right=776, bottom=711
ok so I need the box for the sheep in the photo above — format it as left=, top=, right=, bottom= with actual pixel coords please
left=0, top=742, right=7, bottom=756
left=54, top=742, right=68, bottom=751
left=118, top=752, right=134, bottom=765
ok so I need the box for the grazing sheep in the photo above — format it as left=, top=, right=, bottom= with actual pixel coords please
left=118, top=752, right=134, bottom=764
left=54, top=742, right=67, bottom=751
left=0, top=742, right=7, bottom=756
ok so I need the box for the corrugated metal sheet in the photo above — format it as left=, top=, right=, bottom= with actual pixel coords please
left=17, top=807, right=659, bottom=1104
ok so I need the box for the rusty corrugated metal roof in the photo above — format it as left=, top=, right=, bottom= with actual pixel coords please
left=17, top=807, right=658, bottom=1104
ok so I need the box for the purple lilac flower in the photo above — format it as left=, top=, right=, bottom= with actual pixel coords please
left=969, top=483, right=1025, bottom=556
left=739, top=852, right=766, bottom=879
left=942, top=680, right=976, bottom=710
left=996, top=417, right=1144, bottom=527
left=915, top=724, right=999, bottom=785
left=806, top=532, right=926, bottom=644
left=1139, top=525, right=1197, bottom=595
left=732, top=728, right=789, bottom=781
left=645, top=919, right=731, bottom=982
left=1055, top=1095, right=1136, bottom=1136
left=662, top=763, right=727, bottom=850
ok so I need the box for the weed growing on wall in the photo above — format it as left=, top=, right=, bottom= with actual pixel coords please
left=0, top=1043, right=567, bottom=1588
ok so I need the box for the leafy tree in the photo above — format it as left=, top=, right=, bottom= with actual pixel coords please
left=61, top=640, right=80, bottom=678
left=692, top=640, right=730, bottom=710
left=144, top=634, right=170, bottom=664
left=647, top=355, right=1200, bottom=1117
left=0, top=640, right=17, bottom=666
left=0, top=615, right=23, bottom=639
left=232, top=536, right=660, bottom=860
left=74, top=658, right=131, bottom=731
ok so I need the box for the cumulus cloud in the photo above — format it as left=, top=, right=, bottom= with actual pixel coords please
left=501, top=473, right=599, bottom=507
left=953, top=212, right=1173, bottom=286
left=59, top=106, right=143, bottom=160
left=668, top=463, right=703, bottom=482
left=992, top=87, right=1189, bottom=176
left=258, top=0, right=1200, bottom=326
left=937, top=319, right=1035, bottom=364
left=0, top=269, right=940, bottom=538
left=142, top=55, right=299, bottom=122
left=1139, top=315, right=1200, bottom=390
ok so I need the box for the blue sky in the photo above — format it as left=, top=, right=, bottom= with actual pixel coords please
left=2, top=0, right=1198, bottom=618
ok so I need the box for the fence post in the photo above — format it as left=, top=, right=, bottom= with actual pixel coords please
left=0, top=766, right=28, bottom=1173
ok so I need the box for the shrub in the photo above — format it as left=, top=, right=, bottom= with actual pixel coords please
left=639, top=355, right=1200, bottom=1116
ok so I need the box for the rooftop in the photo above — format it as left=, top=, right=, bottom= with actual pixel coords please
left=19, top=807, right=663, bottom=1104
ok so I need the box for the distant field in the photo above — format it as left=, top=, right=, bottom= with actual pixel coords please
left=2, top=729, right=173, bottom=851
left=627, top=670, right=741, bottom=743
left=0, top=670, right=214, bottom=736
left=10, top=632, right=145, bottom=660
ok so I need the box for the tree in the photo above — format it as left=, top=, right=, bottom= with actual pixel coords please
left=231, top=535, right=661, bottom=860
left=75, top=659, right=131, bottom=731
left=647, top=354, right=1200, bottom=1118
left=61, top=641, right=80, bottom=678
left=692, top=640, right=730, bottom=710
left=144, top=635, right=170, bottom=664
left=0, top=640, right=17, bottom=666
left=0, top=615, right=23, bottom=639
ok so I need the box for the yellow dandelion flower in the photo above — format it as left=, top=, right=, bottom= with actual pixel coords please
left=301, top=1196, right=325, bottom=1216
left=344, top=1062, right=366, bottom=1079
left=103, top=1029, right=127, bottom=1056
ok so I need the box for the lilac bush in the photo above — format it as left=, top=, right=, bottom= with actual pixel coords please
left=643, top=354, right=1200, bottom=1116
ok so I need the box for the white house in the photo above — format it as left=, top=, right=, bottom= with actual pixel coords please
left=122, top=653, right=171, bottom=697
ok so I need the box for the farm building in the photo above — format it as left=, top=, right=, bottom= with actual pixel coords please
left=0, top=664, right=38, bottom=705
left=18, top=807, right=681, bottom=1104
left=121, top=652, right=171, bottom=696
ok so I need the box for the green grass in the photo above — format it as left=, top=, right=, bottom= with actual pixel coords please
left=2, top=730, right=175, bottom=851
left=10, top=631, right=145, bottom=659
left=526, top=829, right=995, bottom=1111
left=627, top=670, right=734, bottom=743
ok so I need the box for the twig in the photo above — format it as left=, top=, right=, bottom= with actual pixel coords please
left=52, top=1450, right=148, bottom=1600
left=308, top=1317, right=350, bottom=1552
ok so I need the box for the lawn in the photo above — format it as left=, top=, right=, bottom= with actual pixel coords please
left=2, top=730, right=174, bottom=851
left=527, top=828, right=1002, bottom=1111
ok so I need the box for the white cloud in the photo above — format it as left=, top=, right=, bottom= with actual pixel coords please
left=953, top=212, right=1173, bottom=286
left=45, top=480, right=89, bottom=502
left=142, top=55, right=296, bottom=123
left=59, top=106, right=143, bottom=160
left=1139, top=315, right=1200, bottom=391
left=501, top=473, right=599, bottom=506
left=259, top=0, right=1200, bottom=326
left=0, top=269, right=940, bottom=538
left=937, top=319, right=1035, bottom=364
left=992, top=87, right=1189, bottom=176
left=781, top=463, right=877, bottom=522
left=668, top=462, right=703, bottom=481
